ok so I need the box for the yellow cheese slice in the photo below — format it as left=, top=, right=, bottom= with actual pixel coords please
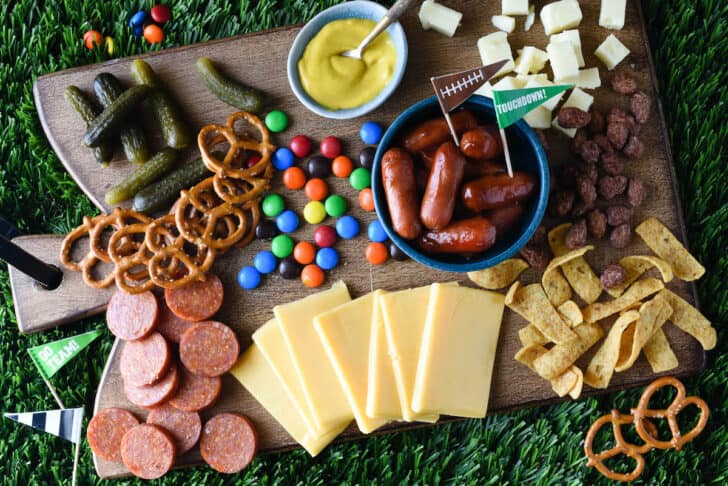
left=252, top=319, right=317, bottom=433
left=412, top=284, right=505, bottom=418
left=366, top=290, right=402, bottom=420
left=314, top=292, right=389, bottom=434
left=380, top=283, right=457, bottom=422
left=275, top=281, right=353, bottom=432
left=230, top=345, right=348, bottom=457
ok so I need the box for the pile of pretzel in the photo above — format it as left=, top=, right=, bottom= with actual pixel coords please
left=584, top=376, right=709, bottom=482
left=61, top=112, right=274, bottom=294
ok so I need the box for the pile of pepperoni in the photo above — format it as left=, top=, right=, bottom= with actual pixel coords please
left=87, top=274, right=258, bottom=478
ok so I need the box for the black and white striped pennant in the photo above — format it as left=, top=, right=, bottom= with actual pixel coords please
left=4, top=407, right=84, bottom=444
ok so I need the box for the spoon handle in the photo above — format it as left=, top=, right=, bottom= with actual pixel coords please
left=356, top=0, right=416, bottom=52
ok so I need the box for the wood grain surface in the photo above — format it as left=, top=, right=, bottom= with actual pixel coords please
left=28, top=0, right=704, bottom=479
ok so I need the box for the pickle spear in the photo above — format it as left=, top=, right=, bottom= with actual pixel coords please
left=83, top=84, right=152, bottom=148
left=196, top=57, right=266, bottom=113
left=132, top=157, right=210, bottom=213
left=64, top=86, right=114, bottom=165
left=105, top=147, right=178, bottom=205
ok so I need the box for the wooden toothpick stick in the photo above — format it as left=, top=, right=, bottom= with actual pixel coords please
left=499, top=128, right=514, bottom=177
left=42, top=375, right=65, bottom=409
left=444, top=111, right=460, bottom=147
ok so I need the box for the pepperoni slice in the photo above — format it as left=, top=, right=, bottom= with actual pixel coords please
left=106, top=290, right=158, bottom=341
left=146, top=403, right=201, bottom=455
left=156, top=298, right=194, bottom=343
left=200, top=413, right=258, bottom=474
left=179, top=321, right=239, bottom=377
left=121, top=424, right=176, bottom=479
left=125, top=363, right=179, bottom=408
left=165, top=274, right=224, bottom=322
left=120, top=332, right=170, bottom=386
left=87, top=408, right=139, bottom=462
left=168, top=369, right=222, bottom=412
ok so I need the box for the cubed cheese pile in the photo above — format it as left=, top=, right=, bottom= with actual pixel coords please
left=231, top=281, right=504, bottom=456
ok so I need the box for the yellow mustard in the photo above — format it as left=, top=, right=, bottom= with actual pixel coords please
left=298, top=18, right=397, bottom=110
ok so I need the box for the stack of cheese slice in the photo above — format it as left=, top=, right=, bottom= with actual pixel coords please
left=231, top=281, right=505, bottom=456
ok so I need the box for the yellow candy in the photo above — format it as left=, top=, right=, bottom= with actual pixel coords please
left=105, top=37, right=116, bottom=56
left=303, top=201, right=326, bottom=224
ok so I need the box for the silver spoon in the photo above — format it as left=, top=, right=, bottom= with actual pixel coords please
left=340, top=0, right=416, bottom=60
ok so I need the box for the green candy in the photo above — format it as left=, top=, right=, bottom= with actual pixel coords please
left=265, top=109, right=289, bottom=133
left=324, top=194, right=347, bottom=217
left=262, top=193, right=285, bottom=217
left=349, top=167, right=371, bottom=191
left=271, top=234, right=294, bottom=258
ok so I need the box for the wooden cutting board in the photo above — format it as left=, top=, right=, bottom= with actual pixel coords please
left=29, top=0, right=703, bottom=479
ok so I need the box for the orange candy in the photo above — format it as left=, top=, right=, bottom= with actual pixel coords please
left=365, top=242, right=388, bottom=265
left=283, top=166, right=306, bottom=190
left=358, top=188, right=375, bottom=212
left=304, top=178, right=328, bottom=201
left=331, top=155, right=354, bottom=178
left=143, top=24, right=165, bottom=44
left=83, top=30, right=104, bottom=50
left=301, top=264, right=325, bottom=288
left=293, top=241, right=316, bottom=265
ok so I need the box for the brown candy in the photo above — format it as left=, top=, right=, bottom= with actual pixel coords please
left=622, top=135, right=644, bottom=159
left=519, top=244, right=550, bottom=270
left=579, top=140, right=601, bottom=164
left=598, top=175, right=628, bottom=200
left=606, top=205, right=633, bottom=226
left=607, top=121, right=630, bottom=150
left=587, top=209, right=607, bottom=239
left=610, top=71, right=638, bottom=94
left=558, top=107, right=592, bottom=128
left=609, top=223, right=632, bottom=248
left=600, top=152, right=625, bottom=176
left=600, top=263, right=627, bottom=289
left=565, top=219, right=588, bottom=249
left=552, top=191, right=575, bottom=218
left=588, top=108, right=606, bottom=135
left=627, top=178, right=647, bottom=207
left=631, top=91, right=651, bottom=124
left=577, top=176, right=598, bottom=205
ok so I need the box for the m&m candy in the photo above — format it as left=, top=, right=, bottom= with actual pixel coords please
left=237, top=266, right=261, bottom=290
left=389, top=242, right=409, bottom=261
left=265, top=110, right=289, bottom=133
left=303, top=201, right=326, bottom=224
left=349, top=168, right=371, bottom=190
left=368, top=220, right=387, bottom=242
left=307, top=155, right=331, bottom=178
left=279, top=257, right=302, bottom=279
left=105, top=37, right=116, bottom=56
left=293, top=241, right=316, bottom=265
left=271, top=234, right=294, bottom=258
left=255, top=220, right=279, bottom=240
left=324, top=195, right=347, bottom=218
left=143, top=24, right=165, bottom=44
left=365, top=242, right=388, bottom=265
left=301, top=264, right=325, bottom=288
left=245, top=154, right=262, bottom=168
left=358, top=188, right=375, bottom=212
left=289, top=135, right=312, bottom=158
left=276, top=209, right=299, bottom=233
left=316, top=247, right=339, bottom=270
left=358, top=146, right=376, bottom=170
left=83, top=30, right=104, bottom=49
left=304, top=178, right=328, bottom=201
left=332, top=155, right=353, bottom=178
left=360, top=121, right=383, bottom=144
left=336, top=215, right=359, bottom=239
left=262, top=194, right=285, bottom=217
left=150, top=4, right=172, bottom=24
left=129, top=11, right=146, bottom=29
left=273, top=147, right=295, bottom=171
left=254, top=250, right=278, bottom=274
left=320, top=136, right=342, bottom=159
left=314, top=225, right=337, bottom=248
left=283, top=166, right=306, bottom=190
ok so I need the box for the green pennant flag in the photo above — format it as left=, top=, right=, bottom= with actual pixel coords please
left=492, top=85, right=573, bottom=128
left=27, top=329, right=102, bottom=379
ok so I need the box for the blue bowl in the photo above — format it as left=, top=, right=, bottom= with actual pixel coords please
left=372, top=96, right=550, bottom=273
left=287, top=1, right=408, bottom=120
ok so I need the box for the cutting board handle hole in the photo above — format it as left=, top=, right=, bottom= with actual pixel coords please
left=32, top=265, right=63, bottom=291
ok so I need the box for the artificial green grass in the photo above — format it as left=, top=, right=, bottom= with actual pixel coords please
left=0, top=0, right=725, bottom=484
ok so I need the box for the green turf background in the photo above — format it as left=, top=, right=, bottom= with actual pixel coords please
left=0, top=1, right=725, bottom=484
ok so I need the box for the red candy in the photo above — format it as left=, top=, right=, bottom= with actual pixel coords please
left=150, top=4, right=172, bottom=24
left=314, top=225, right=337, bottom=248
left=320, top=136, right=342, bottom=159
left=245, top=154, right=262, bottom=168
left=83, top=30, right=104, bottom=50
left=289, top=135, right=312, bottom=158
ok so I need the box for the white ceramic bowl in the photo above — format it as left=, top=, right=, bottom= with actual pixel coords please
left=287, top=1, right=408, bottom=119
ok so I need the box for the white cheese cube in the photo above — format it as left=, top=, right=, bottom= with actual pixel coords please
left=576, top=68, right=601, bottom=89
left=547, top=41, right=579, bottom=84
left=552, top=117, right=577, bottom=137
left=418, top=0, right=463, bottom=37
left=595, top=34, right=630, bottom=70
left=513, top=46, right=549, bottom=75
left=477, top=32, right=515, bottom=77
left=502, top=0, right=529, bottom=15
left=517, top=73, right=549, bottom=84
left=524, top=4, right=536, bottom=31
left=524, top=77, right=563, bottom=111
left=492, top=75, right=525, bottom=91
left=524, top=106, right=552, bottom=129
left=540, top=0, right=582, bottom=35
left=562, top=87, right=594, bottom=111
left=474, top=81, right=493, bottom=99
left=599, top=0, right=627, bottom=30
left=550, top=30, right=584, bottom=67
left=492, top=15, right=516, bottom=33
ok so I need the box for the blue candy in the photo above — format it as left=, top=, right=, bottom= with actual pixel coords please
left=276, top=209, right=299, bottom=233
left=336, top=215, right=360, bottom=239
left=273, top=147, right=295, bottom=170
left=316, top=247, right=339, bottom=270
left=254, top=250, right=278, bottom=274
left=367, top=220, right=388, bottom=242
left=237, top=266, right=261, bottom=290
left=133, top=26, right=144, bottom=37
left=360, top=121, right=383, bottom=145
left=129, top=11, right=147, bottom=29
